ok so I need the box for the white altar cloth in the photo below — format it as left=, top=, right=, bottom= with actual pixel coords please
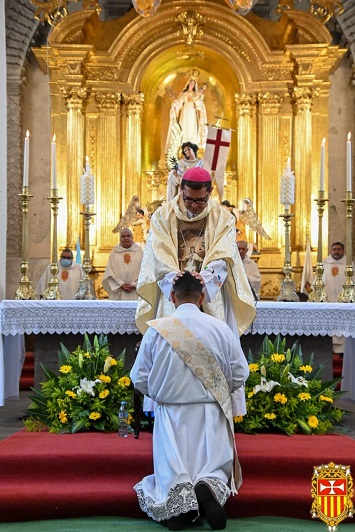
left=1, top=300, right=355, bottom=406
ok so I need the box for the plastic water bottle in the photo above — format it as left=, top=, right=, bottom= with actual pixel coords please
left=118, top=401, right=129, bottom=438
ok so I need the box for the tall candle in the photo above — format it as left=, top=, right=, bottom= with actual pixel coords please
left=51, top=134, right=57, bottom=190
left=85, top=155, right=91, bottom=175
left=347, top=132, right=352, bottom=193
left=320, top=137, right=326, bottom=192
left=80, top=156, right=95, bottom=205
left=23, top=130, right=30, bottom=187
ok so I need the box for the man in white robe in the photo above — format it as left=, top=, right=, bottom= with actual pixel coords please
left=102, top=229, right=143, bottom=300
left=131, top=272, right=249, bottom=531
left=322, top=241, right=349, bottom=353
left=35, top=248, right=83, bottom=299
left=237, top=240, right=261, bottom=300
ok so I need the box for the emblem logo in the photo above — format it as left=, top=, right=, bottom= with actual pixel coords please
left=311, top=462, right=354, bottom=531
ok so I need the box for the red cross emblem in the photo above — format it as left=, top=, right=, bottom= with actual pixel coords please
left=206, top=129, right=230, bottom=170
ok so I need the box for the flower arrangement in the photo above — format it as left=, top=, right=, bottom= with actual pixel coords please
left=24, top=334, right=134, bottom=434
left=235, top=335, right=346, bottom=435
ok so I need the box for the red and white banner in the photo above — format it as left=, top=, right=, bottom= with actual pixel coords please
left=203, top=126, right=231, bottom=199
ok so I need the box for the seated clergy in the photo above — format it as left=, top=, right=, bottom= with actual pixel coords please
left=102, top=229, right=143, bottom=300
left=35, top=248, right=83, bottom=300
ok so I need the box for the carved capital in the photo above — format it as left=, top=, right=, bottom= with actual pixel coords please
left=235, top=93, right=257, bottom=117
left=291, top=87, right=318, bottom=112
left=62, top=87, right=88, bottom=111
left=122, top=93, right=145, bottom=116
left=258, top=92, right=284, bottom=114
left=95, top=92, right=121, bottom=110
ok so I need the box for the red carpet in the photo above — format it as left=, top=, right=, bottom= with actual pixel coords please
left=0, top=430, right=354, bottom=522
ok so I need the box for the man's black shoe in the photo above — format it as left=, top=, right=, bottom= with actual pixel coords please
left=195, top=482, right=226, bottom=530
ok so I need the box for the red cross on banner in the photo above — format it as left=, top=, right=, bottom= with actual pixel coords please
left=203, top=126, right=232, bottom=199
left=206, top=128, right=230, bottom=170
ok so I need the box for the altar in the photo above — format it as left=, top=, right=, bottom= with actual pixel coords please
left=1, top=300, right=355, bottom=406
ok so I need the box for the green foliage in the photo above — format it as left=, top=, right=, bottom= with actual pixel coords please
left=24, top=334, right=134, bottom=434
left=235, top=334, right=346, bottom=436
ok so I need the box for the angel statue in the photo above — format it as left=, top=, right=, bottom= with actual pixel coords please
left=112, top=196, right=140, bottom=234
left=234, top=198, right=271, bottom=241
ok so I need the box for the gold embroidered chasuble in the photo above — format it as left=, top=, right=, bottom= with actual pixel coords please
left=136, top=194, right=256, bottom=334
left=147, top=315, right=242, bottom=493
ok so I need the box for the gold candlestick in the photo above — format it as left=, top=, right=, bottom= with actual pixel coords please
left=42, top=189, right=62, bottom=300
left=308, top=191, right=328, bottom=302
left=338, top=191, right=355, bottom=302
left=15, top=186, right=36, bottom=300
left=277, top=207, right=299, bottom=302
left=75, top=205, right=96, bottom=300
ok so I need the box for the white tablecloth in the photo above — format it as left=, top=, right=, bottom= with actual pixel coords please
left=1, top=300, right=355, bottom=406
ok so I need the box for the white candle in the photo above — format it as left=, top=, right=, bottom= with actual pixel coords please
left=80, top=157, right=95, bottom=206
left=320, top=137, right=326, bottom=192
left=85, top=155, right=91, bottom=175
left=23, top=130, right=30, bottom=187
left=347, top=132, right=352, bottom=193
left=51, top=134, right=57, bottom=190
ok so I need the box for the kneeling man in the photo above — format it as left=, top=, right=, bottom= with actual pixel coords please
left=130, top=271, right=249, bottom=531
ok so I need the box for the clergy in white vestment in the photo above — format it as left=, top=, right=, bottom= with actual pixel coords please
left=237, top=240, right=261, bottom=300
left=35, top=248, right=83, bottom=300
left=102, top=229, right=143, bottom=300
left=322, top=241, right=351, bottom=353
left=136, top=166, right=255, bottom=414
left=131, top=272, right=249, bottom=531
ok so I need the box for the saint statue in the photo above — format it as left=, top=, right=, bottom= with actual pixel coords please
left=166, top=142, right=203, bottom=202
left=165, top=74, right=208, bottom=159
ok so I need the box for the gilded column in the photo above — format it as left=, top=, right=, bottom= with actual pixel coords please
left=291, top=87, right=315, bottom=250
left=63, top=87, right=87, bottom=248
left=95, top=92, right=121, bottom=250
left=235, top=93, right=257, bottom=207
left=257, top=92, right=284, bottom=250
left=121, top=93, right=144, bottom=212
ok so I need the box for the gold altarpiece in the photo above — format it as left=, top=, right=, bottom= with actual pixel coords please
left=32, top=0, right=344, bottom=296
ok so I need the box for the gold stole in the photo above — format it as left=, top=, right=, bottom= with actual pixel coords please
left=147, top=316, right=242, bottom=493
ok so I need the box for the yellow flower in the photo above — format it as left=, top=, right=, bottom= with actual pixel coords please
left=320, top=395, right=333, bottom=403
left=300, top=365, right=313, bottom=373
left=298, top=392, right=311, bottom=401
left=233, top=416, right=244, bottom=423
left=308, top=415, right=319, bottom=428
left=59, top=365, right=72, bottom=374
left=128, top=413, right=133, bottom=425
left=248, top=391, right=254, bottom=398
left=274, top=393, right=287, bottom=404
left=89, top=412, right=101, bottom=420
left=65, top=390, right=76, bottom=399
left=98, top=374, right=111, bottom=383
left=271, top=353, right=285, bottom=363
left=58, top=410, right=68, bottom=423
left=99, top=389, right=109, bottom=399
left=110, top=358, right=117, bottom=366
left=84, top=351, right=91, bottom=358
left=264, top=413, right=276, bottom=420
left=118, top=376, right=131, bottom=387
left=248, top=363, right=259, bottom=372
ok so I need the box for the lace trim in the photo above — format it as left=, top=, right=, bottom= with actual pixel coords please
left=134, top=478, right=230, bottom=522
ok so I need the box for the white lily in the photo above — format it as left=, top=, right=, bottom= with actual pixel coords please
left=288, top=372, right=308, bottom=387
left=103, top=356, right=113, bottom=374
left=76, top=377, right=101, bottom=396
left=253, top=377, right=280, bottom=395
